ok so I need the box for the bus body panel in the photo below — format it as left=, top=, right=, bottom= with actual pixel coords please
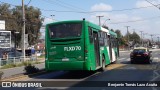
left=45, top=20, right=118, bottom=71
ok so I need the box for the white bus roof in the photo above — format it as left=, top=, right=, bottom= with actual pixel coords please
left=100, top=27, right=110, bottom=35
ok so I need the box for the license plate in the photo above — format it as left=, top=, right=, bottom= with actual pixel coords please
left=62, top=58, right=69, bottom=61
left=137, top=55, right=141, bottom=56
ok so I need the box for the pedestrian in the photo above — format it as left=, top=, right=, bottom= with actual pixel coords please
left=5, top=52, right=8, bottom=60
left=2, top=52, right=6, bottom=60
left=2, top=52, right=8, bottom=60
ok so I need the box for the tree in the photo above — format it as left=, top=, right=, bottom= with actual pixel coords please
left=115, top=29, right=125, bottom=46
left=0, top=3, right=44, bottom=47
left=110, top=29, right=114, bottom=32
left=124, top=30, right=131, bottom=43
left=102, top=25, right=109, bottom=29
left=0, top=3, right=16, bottom=31
left=115, top=29, right=122, bottom=38
left=12, top=5, right=44, bottom=46
left=130, top=31, right=140, bottom=44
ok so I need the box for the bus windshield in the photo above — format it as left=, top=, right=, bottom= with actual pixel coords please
left=48, top=23, right=82, bottom=39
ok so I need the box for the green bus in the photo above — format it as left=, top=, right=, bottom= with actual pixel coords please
left=45, top=19, right=119, bottom=71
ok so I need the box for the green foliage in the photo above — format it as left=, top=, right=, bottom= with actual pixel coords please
left=0, top=3, right=44, bottom=46
left=0, top=61, right=42, bottom=69
left=0, top=71, right=4, bottom=79
left=38, top=55, right=45, bottom=58
left=130, top=31, right=140, bottom=43
left=102, top=25, right=109, bottom=29
left=124, top=31, right=140, bottom=44
left=115, top=30, right=122, bottom=38
left=24, top=64, right=39, bottom=74
left=110, top=29, right=114, bottom=32
left=115, top=30, right=126, bottom=45
left=1, top=64, right=16, bottom=69
left=22, top=61, right=32, bottom=66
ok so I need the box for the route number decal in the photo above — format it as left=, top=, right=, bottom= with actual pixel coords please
left=64, top=46, right=81, bottom=51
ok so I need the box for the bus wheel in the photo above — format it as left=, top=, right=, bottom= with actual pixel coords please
left=101, top=57, right=106, bottom=71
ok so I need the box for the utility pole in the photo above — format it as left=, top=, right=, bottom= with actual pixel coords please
left=140, top=31, right=143, bottom=46
left=143, top=33, right=147, bottom=47
left=22, top=0, right=25, bottom=60
left=125, top=26, right=130, bottom=50
left=150, top=34, right=153, bottom=45
left=96, top=16, right=104, bottom=26
left=157, top=36, right=159, bottom=44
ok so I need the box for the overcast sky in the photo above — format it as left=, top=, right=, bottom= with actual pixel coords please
left=2, top=0, right=160, bottom=40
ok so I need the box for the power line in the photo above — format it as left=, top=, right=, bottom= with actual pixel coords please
left=145, top=0, right=160, bottom=9
left=41, top=0, right=79, bottom=12
left=27, top=0, right=32, bottom=6
left=108, top=16, right=160, bottom=24
left=56, top=0, right=87, bottom=12
left=41, top=0, right=94, bottom=15
left=1, top=0, right=159, bottom=14
left=0, top=1, right=60, bottom=23
left=39, top=5, right=157, bottom=13
left=0, top=1, right=17, bottom=6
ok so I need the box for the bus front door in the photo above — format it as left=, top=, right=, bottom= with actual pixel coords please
left=108, top=35, right=112, bottom=62
left=93, top=31, right=100, bottom=67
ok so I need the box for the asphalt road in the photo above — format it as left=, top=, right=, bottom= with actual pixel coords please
left=2, top=49, right=160, bottom=90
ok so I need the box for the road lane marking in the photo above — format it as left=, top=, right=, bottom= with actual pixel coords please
left=106, top=64, right=127, bottom=70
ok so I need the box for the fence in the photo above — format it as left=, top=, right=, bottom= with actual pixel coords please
left=0, top=56, right=38, bottom=67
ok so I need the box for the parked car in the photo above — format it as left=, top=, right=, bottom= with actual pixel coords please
left=152, top=45, right=159, bottom=49
left=130, top=47, right=152, bottom=64
left=8, top=51, right=22, bottom=58
left=36, top=50, right=42, bottom=56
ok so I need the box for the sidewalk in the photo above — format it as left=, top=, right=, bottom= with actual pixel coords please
left=119, top=50, right=132, bottom=52
left=0, top=58, right=45, bottom=79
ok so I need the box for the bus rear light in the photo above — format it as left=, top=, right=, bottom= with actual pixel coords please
left=85, top=50, right=88, bottom=53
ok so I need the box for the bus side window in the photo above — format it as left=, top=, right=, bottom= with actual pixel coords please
left=104, top=33, right=108, bottom=46
left=99, top=32, right=105, bottom=46
left=88, top=27, right=93, bottom=43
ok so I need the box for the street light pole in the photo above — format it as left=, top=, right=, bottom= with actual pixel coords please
left=150, top=34, right=153, bottom=45
left=22, top=0, right=25, bottom=60
left=14, top=31, right=19, bottom=57
left=157, top=36, right=159, bottom=44
left=140, top=31, right=143, bottom=46
left=125, top=26, right=130, bottom=50
left=143, top=33, right=147, bottom=47
left=102, top=18, right=110, bottom=27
